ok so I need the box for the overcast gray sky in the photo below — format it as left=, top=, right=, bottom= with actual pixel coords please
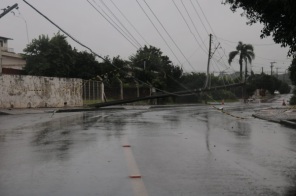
left=0, top=0, right=292, bottom=74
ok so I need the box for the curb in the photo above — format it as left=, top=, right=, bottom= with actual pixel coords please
left=55, top=108, right=103, bottom=113
left=280, top=120, right=296, bottom=128
left=252, top=114, right=280, bottom=123
left=0, top=111, right=10, bottom=115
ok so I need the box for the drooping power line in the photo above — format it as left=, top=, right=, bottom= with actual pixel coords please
left=87, top=0, right=139, bottom=49
left=110, top=0, right=149, bottom=45
left=142, top=0, right=197, bottom=71
left=96, top=0, right=142, bottom=48
left=135, top=0, right=184, bottom=67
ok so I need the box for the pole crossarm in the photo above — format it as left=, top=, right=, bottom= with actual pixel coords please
left=89, top=82, right=245, bottom=108
left=0, top=3, right=18, bottom=19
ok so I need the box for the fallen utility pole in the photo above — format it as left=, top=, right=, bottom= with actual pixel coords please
left=0, top=3, right=18, bottom=75
left=0, top=3, right=18, bottom=19
left=89, top=82, right=245, bottom=108
left=204, top=34, right=212, bottom=89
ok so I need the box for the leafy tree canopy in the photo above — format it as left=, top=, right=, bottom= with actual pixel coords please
left=289, top=58, right=296, bottom=85
left=228, top=41, right=255, bottom=80
left=24, top=33, right=101, bottom=79
left=246, top=73, right=290, bottom=95
left=129, top=45, right=183, bottom=90
left=223, top=0, right=296, bottom=57
left=99, top=55, right=131, bottom=85
left=181, top=72, right=206, bottom=89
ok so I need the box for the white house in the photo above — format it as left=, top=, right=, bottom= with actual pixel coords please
left=0, top=36, right=26, bottom=73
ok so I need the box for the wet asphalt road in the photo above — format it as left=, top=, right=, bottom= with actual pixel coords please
left=0, top=103, right=296, bottom=196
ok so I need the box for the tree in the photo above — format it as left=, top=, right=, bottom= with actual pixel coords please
left=99, top=56, right=130, bottom=85
left=278, top=82, right=291, bottom=94
left=289, top=58, right=296, bottom=104
left=289, top=58, right=296, bottom=85
left=129, top=45, right=183, bottom=91
left=24, top=33, right=75, bottom=77
left=228, top=41, right=255, bottom=80
left=246, top=73, right=290, bottom=95
left=24, top=33, right=101, bottom=79
left=180, top=72, right=206, bottom=89
left=223, top=0, right=296, bottom=57
left=70, top=51, right=100, bottom=79
left=223, top=1, right=296, bottom=104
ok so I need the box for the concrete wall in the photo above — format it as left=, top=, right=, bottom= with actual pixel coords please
left=0, top=74, right=83, bottom=108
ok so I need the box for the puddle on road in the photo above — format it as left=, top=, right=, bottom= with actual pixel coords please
left=27, top=111, right=131, bottom=161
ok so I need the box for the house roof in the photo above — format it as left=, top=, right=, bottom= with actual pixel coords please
left=0, top=36, right=13, bottom=41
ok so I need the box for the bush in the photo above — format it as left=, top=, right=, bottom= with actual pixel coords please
left=279, top=82, right=291, bottom=94
left=289, top=95, right=296, bottom=105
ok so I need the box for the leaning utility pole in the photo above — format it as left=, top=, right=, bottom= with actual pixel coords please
left=0, top=3, right=19, bottom=75
left=0, top=3, right=18, bottom=19
left=203, top=34, right=212, bottom=104
left=270, top=62, right=276, bottom=76
left=204, top=34, right=212, bottom=89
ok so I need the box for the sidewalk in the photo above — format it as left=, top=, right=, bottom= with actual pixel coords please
left=252, top=106, right=296, bottom=128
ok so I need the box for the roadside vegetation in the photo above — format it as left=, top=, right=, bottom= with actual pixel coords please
left=228, top=41, right=255, bottom=81
left=23, top=32, right=291, bottom=104
left=22, top=33, right=239, bottom=104
left=289, top=58, right=296, bottom=104
left=246, top=74, right=291, bottom=97
left=223, top=0, right=296, bottom=104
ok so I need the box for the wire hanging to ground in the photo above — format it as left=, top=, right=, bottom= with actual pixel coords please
left=204, top=93, right=248, bottom=120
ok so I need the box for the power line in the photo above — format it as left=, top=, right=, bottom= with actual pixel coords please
left=184, top=0, right=230, bottom=75
left=194, top=0, right=215, bottom=34
left=135, top=0, right=184, bottom=67
left=256, top=55, right=291, bottom=63
left=14, top=9, right=30, bottom=44
left=189, top=0, right=209, bottom=35
left=87, top=0, right=139, bottom=49
left=142, top=0, right=196, bottom=71
left=96, top=0, right=142, bottom=48
left=216, top=36, right=278, bottom=46
left=180, top=0, right=208, bottom=50
left=109, top=0, right=149, bottom=45
left=22, top=0, right=185, bottom=97
left=171, top=0, right=207, bottom=55
left=190, top=1, right=234, bottom=74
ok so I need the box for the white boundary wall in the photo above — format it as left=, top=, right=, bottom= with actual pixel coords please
left=0, top=74, right=83, bottom=108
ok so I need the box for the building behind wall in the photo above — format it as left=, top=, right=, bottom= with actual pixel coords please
left=0, top=36, right=26, bottom=74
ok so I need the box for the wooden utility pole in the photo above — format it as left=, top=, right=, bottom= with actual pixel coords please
left=203, top=34, right=212, bottom=104
left=204, top=34, right=212, bottom=89
left=0, top=3, right=18, bottom=19
left=0, top=3, right=18, bottom=75
left=270, top=62, right=276, bottom=76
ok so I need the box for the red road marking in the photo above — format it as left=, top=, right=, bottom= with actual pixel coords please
left=121, top=137, right=148, bottom=196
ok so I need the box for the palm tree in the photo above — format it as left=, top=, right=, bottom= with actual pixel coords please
left=228, top=41, right=255, bottom=81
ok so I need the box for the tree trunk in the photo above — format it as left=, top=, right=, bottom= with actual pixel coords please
left=240, top=64, right=243, bottom=81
